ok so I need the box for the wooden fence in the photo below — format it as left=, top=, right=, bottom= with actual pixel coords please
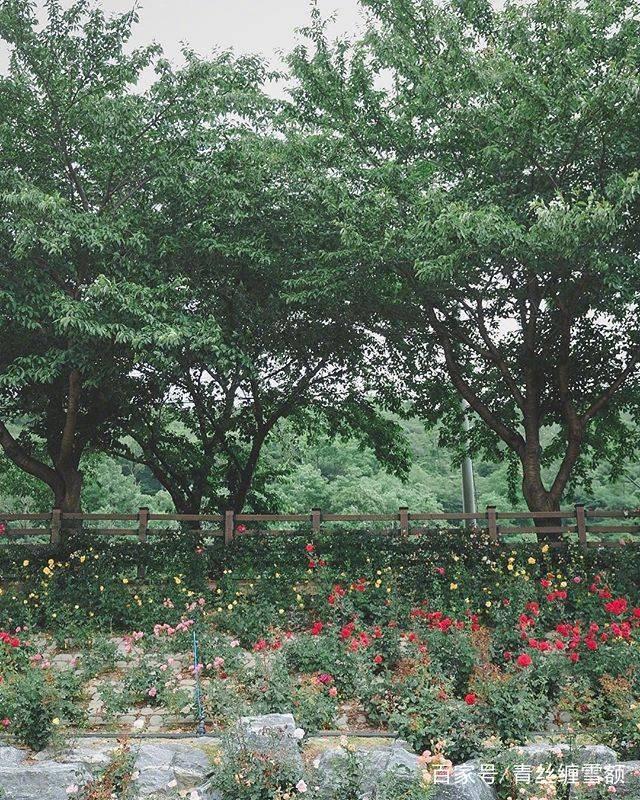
left=1, top=504, right=640, bottom=551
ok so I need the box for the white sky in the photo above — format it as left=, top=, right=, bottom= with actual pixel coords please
left=0, top=0, right=366, bottom=76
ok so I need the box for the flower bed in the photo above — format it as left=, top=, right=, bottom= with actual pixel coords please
left=0, top=530, right=638, bottom=763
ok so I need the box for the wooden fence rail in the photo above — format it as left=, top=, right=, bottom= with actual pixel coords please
left=1, top=504, right=640, bottom=552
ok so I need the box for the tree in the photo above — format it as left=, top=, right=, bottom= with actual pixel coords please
left=287, top=0, right=640, bottom=522
left=110, top=127, right=409, bottom=513
left=0, top=0, right=265, bottom=511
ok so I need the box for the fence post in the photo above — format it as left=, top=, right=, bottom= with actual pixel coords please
left=575, top=503, right=587, bottom=552
left=224, top=510, right=235, bottom=546
left=486, top=505, right=498, bottom=544
left=399, top=506, right=409, bottom=535
left=50, top=508, right=62, bottom=547
left=311, top=507, right=321, bottom=535
left=137, top=507, right=149, bottom=580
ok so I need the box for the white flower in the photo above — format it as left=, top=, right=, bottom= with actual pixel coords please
left=133, top=718, right=145, bottom=729
left=65, top=786, right=79, bottom=795
left=293, top=727, right=305, bottom=740
left=296, top=779, right=308, bottom=793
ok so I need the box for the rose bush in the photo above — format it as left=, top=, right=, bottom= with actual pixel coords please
left=0, top=529, right=638, bottom=757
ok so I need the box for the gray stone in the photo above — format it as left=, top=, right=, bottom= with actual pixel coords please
left=237, top=712, right=297, bottom=738
left=575, top=745, right=618, bottom=765
left=232, top=713, right=304, bottom=773
left=506, top=743, right=617, bottom=768
left=194, top=782, right=223, bottom=800
left=507, top=743, right=570, bottom=765
left=136, top=743, right=179, bottom=770
left=135, top=765, right=178, bottom=797
left=0, top=746, right=26, bottom=766
left=361, top=742, right=421, bottom=793
left=0, top=762, right=91, bottom=800
left=171, top=744, right=211, bottom=775
left=38, top=742, right=116, bottom=769
left=313, top=741, right=422, bottom=798
left=134, top=742, right=211, bottom=797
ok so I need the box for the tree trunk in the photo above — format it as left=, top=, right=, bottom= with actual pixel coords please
left=521, top=472, right=563, bottom=543
left=51, top=463, right=83, bottom=546
left=53, top=466, right=83, bottom=513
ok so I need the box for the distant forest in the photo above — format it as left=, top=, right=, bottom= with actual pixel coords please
left=2, top=416, right=638, bottom=514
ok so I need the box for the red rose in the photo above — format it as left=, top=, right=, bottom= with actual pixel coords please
left=604, top=598, right=628, bottom=616
left=464, top=693, right=477, bottom=705
left=516, top=653, right=532, bottom=668
left=340, top=622, right=355, bottom=640
left=305, top=543, right=314, bottom=553
left=373, top=654, right=383, bottom=664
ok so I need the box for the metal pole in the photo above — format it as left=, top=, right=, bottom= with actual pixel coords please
left=461, top=400, right=477, bottom=526
left=192, top=629, right=206, bottom=736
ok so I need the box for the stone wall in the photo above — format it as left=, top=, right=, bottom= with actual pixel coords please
left=1, top=714, right=639, bottom=800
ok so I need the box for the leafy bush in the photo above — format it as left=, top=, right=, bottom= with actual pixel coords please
left=0, top=670, right=60, bottom=750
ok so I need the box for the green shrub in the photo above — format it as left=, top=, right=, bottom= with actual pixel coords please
left=0, top=670, right=59, bottom=750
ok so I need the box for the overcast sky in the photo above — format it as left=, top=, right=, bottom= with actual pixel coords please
left=0, top=1, right=366, bottom=77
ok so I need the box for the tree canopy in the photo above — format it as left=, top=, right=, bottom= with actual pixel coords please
left=110, top=126, right=409, bottom=513
left=0, top=0, right=407, bottom=514
left=287, top=0, right=640, bottom=515
left=2, top=0, right=640, bottom=517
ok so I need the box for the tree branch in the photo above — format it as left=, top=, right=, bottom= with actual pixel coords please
left=0, top=419, right=62, bottom=493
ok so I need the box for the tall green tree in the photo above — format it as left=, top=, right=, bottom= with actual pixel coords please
left=0, top=0, right=264, bottom=511
left=110, top=127, right=409, bottom=513
left=288, top=0, right=640, bottom=520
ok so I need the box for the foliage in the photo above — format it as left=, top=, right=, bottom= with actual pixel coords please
left=287, top=0, right=640, bottom=514
left=207, top=730, right=305, bottom=800
left=0, top=532, right=638, bottom=764
left=0, top=0, right=220, bottom=511
left=0, top=669, right=61, bottom=750
left=0, top=0, right=409, bottom=516
left=75, top=742, right=137, bottom=800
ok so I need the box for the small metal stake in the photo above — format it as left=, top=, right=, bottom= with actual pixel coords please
left=192, top=629, right=206, bottom=736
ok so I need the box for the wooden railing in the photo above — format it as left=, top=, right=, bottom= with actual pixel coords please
left=1, top=504, right=639, bottom=551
